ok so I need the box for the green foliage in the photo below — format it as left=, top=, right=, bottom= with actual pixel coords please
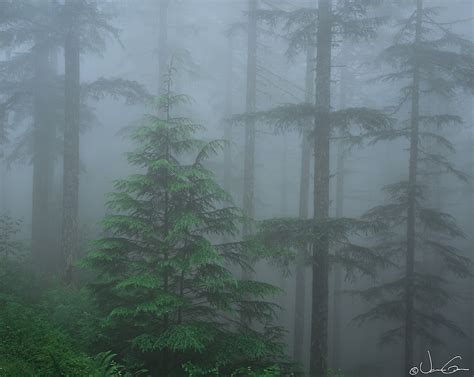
left=83, top=70, right=287, bottom=375
left=41, top=285, right=103, bottom=351
left=255, top=216, right=390, bottom=281
left=256, top=0, right=385, bottom=57
left=183, top=362, right=286, bottom=377
left=92, top=351, right=148, bottom=377
left=0, top=297, right=97, bottom=377
left=355, top=180, right=471, bottom=344
left=352, top=2, right=473, bottom=348
left=0, top=214, right=22, bottom=258
left=229, top=105, right=393, bottom=146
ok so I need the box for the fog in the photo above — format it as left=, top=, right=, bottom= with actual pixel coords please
left=0, top=1, right=473, bottom=376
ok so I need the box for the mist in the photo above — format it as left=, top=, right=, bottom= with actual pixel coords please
left=0, top=1, right=473, bottom=376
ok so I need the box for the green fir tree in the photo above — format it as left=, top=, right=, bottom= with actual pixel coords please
left=83, top=66, right=289, bottom=376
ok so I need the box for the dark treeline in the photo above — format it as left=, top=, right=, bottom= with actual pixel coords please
left=0, top=1, right=473, bottom=377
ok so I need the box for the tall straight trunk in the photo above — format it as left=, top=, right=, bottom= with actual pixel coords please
left=240, top=0, right=257, bottom=324
left=404, top=0, right=422, bottom=374
left=278, top=136, right=289, bottom=334
left=62, top=0, right=81, bottom=283
left=310, top=0, right=332, bottom=376
left=293, top=44, right=315, bottom=363
left=331, top=50, right=349, bottom=371
left=417, top=94, right=439, bottom=361
left=223, top=35, right=233, bottom=193
left=242, top=0, right=257, bottom=241
left=158, top=0, right=170, bottom=95
left=331, top=142, right=344, bottom=368
left=32, top=44, right=54, bottom=273
left=0, top=51, right=9, bottom=214
left=280, top=137, right=288, bottom=215
left=469, top=130, right=474, bottom=370
left=0, top=147, right=5, bottom=213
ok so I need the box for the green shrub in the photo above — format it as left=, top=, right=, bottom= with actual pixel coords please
left=0, top=297, right=97, bottom=376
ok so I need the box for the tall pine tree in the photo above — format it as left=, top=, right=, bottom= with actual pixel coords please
left=353, top=1, right=474, bottom=374
left=240, top=1, right=388, bottom=374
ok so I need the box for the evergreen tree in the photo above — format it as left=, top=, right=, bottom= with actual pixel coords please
left=0, top=0, right=149, bottom=276
left=83, top=67, right=288, bottom=376
left=0, top=0, right=59, bottom=274
left=352, top=1, right=474, bottom=374
left=237, top=1, right=388, bottom=374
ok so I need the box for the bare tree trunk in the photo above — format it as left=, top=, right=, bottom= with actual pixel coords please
left=240, top=0, right=258, bottom=326
left=0, top=111, right=7, bottom=214
left=469, top=129, right=474, bottom=371
left=32, top=13, right=58, bottom=273
left=310, top=0, right=332, bottom=375
left=32, top=45, right=54, bottom=274
left=280, top=137, right=288, bottom=216
left=404, top=0, right=422, bottom=374
left=242, top=0, right=257, bottom=271
left=0, top=49, right=9, bottom=214
left=0, top=149, right=5, bottom=214
left=331, top=141, right=344, bottom=370
left=331, top=48, right=349, bottom=371
left=62, top=0, right=81, bottom=283
left=158, top=0, right=170, bottom=95
left=293, top=44, right=314, bottom=364
left=223, top=34, right=233, bottom=193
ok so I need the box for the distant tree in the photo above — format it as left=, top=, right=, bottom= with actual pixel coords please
left=83, top=67, right=288, bottom=376
left=242, top=0, right=258, bottom=264
left=352, top=1, right=474, bottom=374
left=237, top=1, right=388, bottom=375
left=0, top=0, right=59, bottom=273
left=292, top=43, right=314, bottom=365
left=0, top=0, right=149, bottom=277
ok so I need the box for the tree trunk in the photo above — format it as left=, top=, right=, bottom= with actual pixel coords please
left=223, top=34, right=233, bottom=193
left=0, top=149, right=5, bottom=214
left=280, top=137, right=288, bottom=216
left=62, top=0, right=81, bottom=283
left=0, top=50, right=9, bottom=214
left=242, top=0, right=257, bottom=252
left=331, top=142, right=344, bottom=370
left=310, top=0, right=332, bottom=376
left=240, top=0, right=257, bottom=325
left=158, top=0, right=170, bottom=95
left=469, top=130, right=474, bottom=371
left=0, top=112, right=6, bottom=214
left=404, top=0, right=422, bottom=374
left=293, top=43, right=314, bottom=364
left=32, top=31, right=57, bottom=274
left=331, top=48, right=349, bottom=371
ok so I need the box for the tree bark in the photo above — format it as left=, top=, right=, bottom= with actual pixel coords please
left=331, top=142, right=344, bottom=369
left=32, top=30, right=57, bottom=274
left=158, top=0, right=170, bottom=95
left=242, top=0, right=257, bottom=244
left=223, top=34, right=233, bottom=193
left=240, top=0, right=257, bottom=325
left=0, top=108, right=7, bottom=213
left=293, top=43, right=314, bottom=364
left=405, top=0, right=422, bottom=374
left=62, top=0, right=81, bottom=283
left=0, top=150, right=5, bottom=214
left=310, top=0, right=332, bottom=376
left=331, top=48, right=349, bottom=371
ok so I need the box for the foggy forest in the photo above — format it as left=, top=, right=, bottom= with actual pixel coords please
left=0, top=0, right=473, bottom=376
